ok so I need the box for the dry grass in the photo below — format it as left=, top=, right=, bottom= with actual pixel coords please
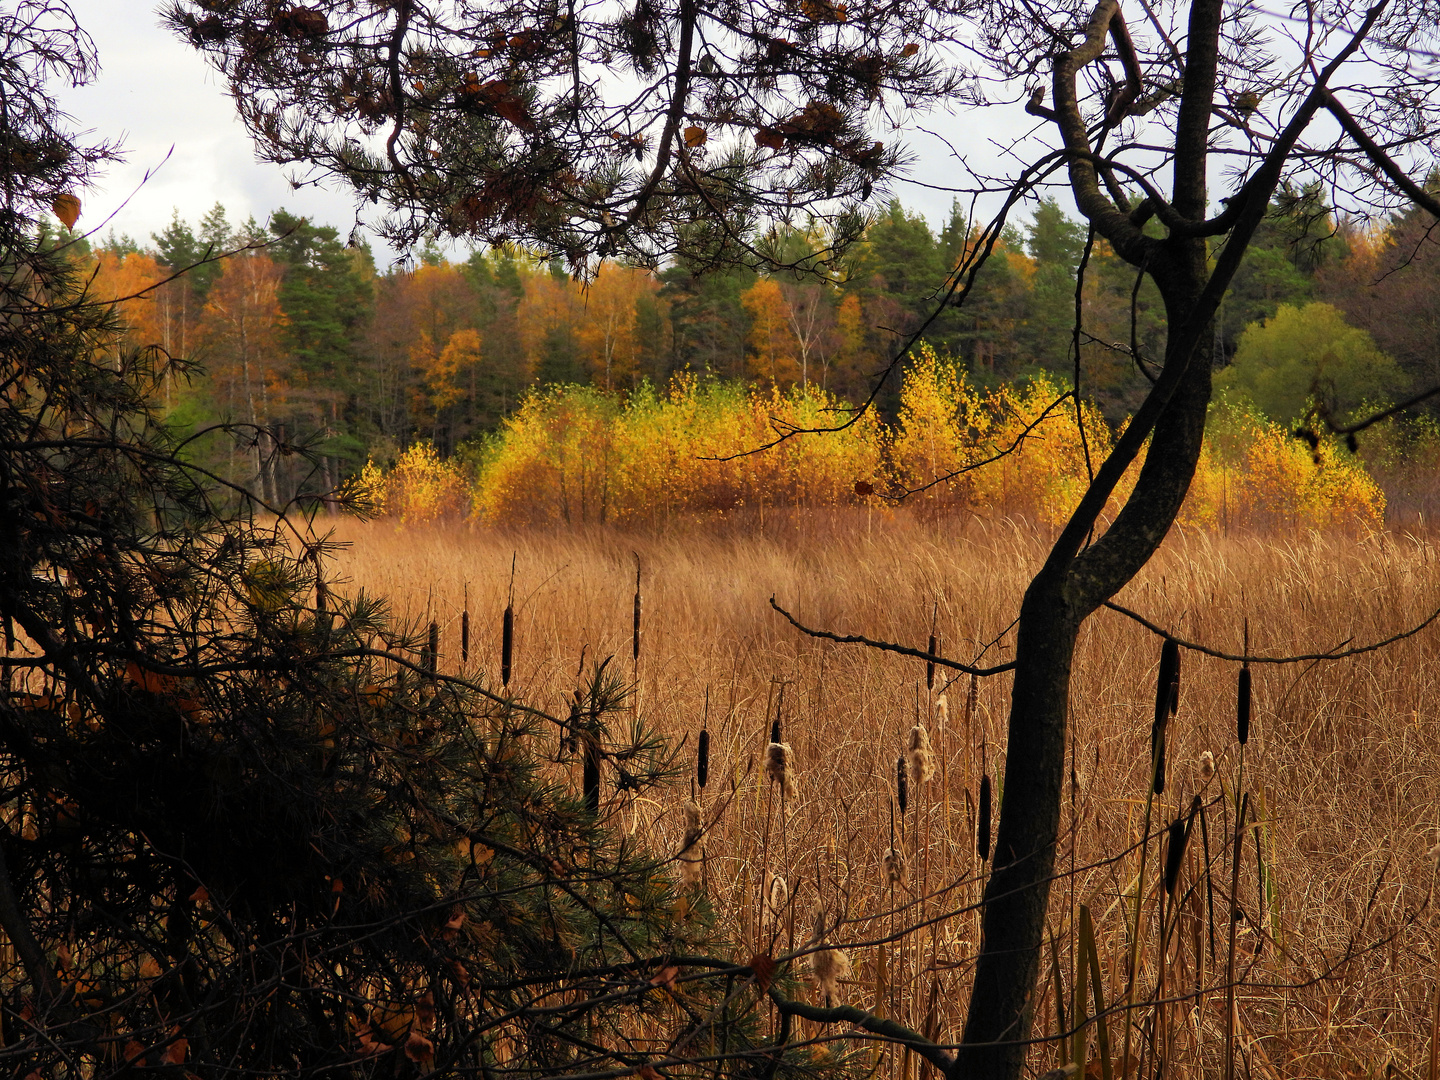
left=325, top=508, right=1440, bottom=1078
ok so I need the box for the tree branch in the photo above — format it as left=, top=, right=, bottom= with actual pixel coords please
left=768, top=989, right=956, bottom=1074
left=768, top=597, right=1016, bottom=676
left=1102, top=598, right=1440, bottom=663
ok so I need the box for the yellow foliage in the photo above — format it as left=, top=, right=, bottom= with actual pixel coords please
left=1181, top=405, right=1383, bottom=531
left=362, top=442, right=468, bottom=525
left=363, top=358, right=1385, bottom=532
left=471, top=377, right=883, bottom=525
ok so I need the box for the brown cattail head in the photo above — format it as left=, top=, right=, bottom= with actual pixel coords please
left=427, top=621, right=440, bottom=676
left=501, top=604, right=514, bottom=687
left=1237, top=666, right=1252, bottom=746
left=978, top=773, right=992, bottom=861
left=632, top=562, right=642, bottom=663
left=771, top=713, right=781, bottom=746
left=765, top=742, right=796, bottom=801
left=926, top=632, right=937, bottom=691
left=1152, top=638, right=1180, bottom=794
left=883, top=848, right=906, bottom=886
left=461, top=608, right=470, bottom=663
left=908, top=724, right=936, bottom=786
left=896, top=753, right=908, bottom=814
left=678, top=800, right=704, bottom=887
left=697, top=727, right=710, bottom=789
left=583, top=737, right=600, bottom=816
left=1163, top=799, right=1198, bottom=895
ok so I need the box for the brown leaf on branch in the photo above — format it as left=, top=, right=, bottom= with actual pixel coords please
left=52, top=192, right=80, bottom=230
left=747, top=953, right=776, bottom=990
left=754, top=128, right=786, bottom=151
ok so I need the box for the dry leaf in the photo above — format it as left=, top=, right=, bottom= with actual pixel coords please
left=747, top=953, right=777, bottom=991
left=683, top=125, right=707, bottom=147
left=754, top=128, right=785, bottom=151
left=52, top=193, right=80, bottom=230
left=901, top=42, right=919, bottom=56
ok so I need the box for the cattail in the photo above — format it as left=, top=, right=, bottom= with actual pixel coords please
left=883, top=848, right=906, bottom=886
left=1164, top=799, right=1198, bottom=895
left=767, top=871, right=788, bottom=916
left=809, top=909, right=851, bottom=1006
left=503, top=553, right=516, bottom=687
left=771, top=713, right=782, bottom=746
left=583, top=738, right=600, bottom=816
left=501, top=604, right=514, bottom=686
left=697, top=727, right=709, bottom=789
left=1196, top=750, right=1215, bottom=785
left=926, top=632, right=938, bottom=691
left=1237, top=666, right=1252, bottom=746
left=1152, top=638, right=1180, bottom=795
left=908, top=724, right=936, bottom=786
left=765, top=742, right=796, bottom=801
left=896, top=753, right=907, bottom=814
left=427, top=620, right=440, bottom=677
left=678, top=800, right=704, bottom=888
left=461, top=608, right=470, bottom=663
left=966, top=672, right=978, bottom=724
left=978, top=772, right=992, bottom=862
left=935, top=693, right=948, bottom=731
left=632, top=558, right=642, bottom=663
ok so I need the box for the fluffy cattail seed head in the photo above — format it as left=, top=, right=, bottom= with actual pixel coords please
left=908, top=724, right=936, bottom=785
left=810, top=944, right=851, bottom=1006
left=883, top=848, right=906, bottom=886
left=766, top=872, right=788, bottom=915
left=677, top=800, right=704, bottom=887
left=936, top=693, right=948, bottom=731
left=1196, top=750, right=1215, bottom=784
left=765, top=742, right=797, bottom=801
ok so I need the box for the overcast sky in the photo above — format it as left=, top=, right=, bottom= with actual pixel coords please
left=56, top=3, right=1019, bottom=266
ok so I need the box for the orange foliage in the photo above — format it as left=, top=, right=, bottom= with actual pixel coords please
left=90, top=251, right=167, bottom=348
left=577, top=262, right=651, bottom=389
left=740, top=278, right=801, bottom=386
left=195, top=252, right=288, bottom=426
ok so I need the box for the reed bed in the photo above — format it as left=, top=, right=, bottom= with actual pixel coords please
left=326, top=509, right=1440, bottom=1078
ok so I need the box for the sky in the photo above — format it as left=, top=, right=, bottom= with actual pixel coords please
left=57, top=3, right=403, bottom=261
left=54, top=3, right=1015, bottom=266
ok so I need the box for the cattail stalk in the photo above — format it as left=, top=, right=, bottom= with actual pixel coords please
left=502, top=553, right=516, bottom=687
left=1224, top=791, right=1250, bottom=1080
left=1124, top=636, right=1179, bottom=1077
